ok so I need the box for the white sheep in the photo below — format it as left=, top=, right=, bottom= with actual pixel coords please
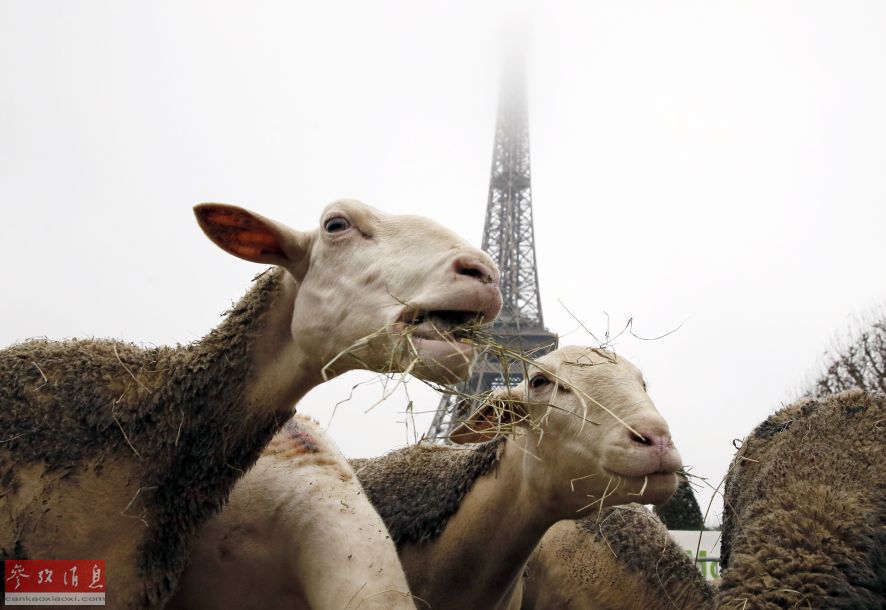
left=353, top=345, right=684, bottom=610
left=167, top=414, right=415, bottom=610
left=520, top=505, right=715, bottom=610
left=0, top=199, right=501, bottom=609
left=717, top=389, right=885, bottom=608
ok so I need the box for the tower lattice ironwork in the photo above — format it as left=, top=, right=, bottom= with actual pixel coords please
left=428, top=52, right=557, bottom=440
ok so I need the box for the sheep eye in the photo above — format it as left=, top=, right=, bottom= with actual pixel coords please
left=529, top=375, right=550, bottom=389
left=324, top=216, right=351, bottom=233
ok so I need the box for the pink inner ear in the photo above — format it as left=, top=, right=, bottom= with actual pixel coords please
left=201, top=208, right=286, bottom=259
left=225, top=231, right=285, bottom=258
left=234, top=231, right=279, bottom=247
left=201, top=208, right=257, bottom=228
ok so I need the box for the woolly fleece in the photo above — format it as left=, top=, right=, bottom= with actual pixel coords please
left=0, top=269, right=290, bottom=608
left=352, top=438, right=504, bottom=546
left=522, top=504, right=714, bottom=610
left=718, top=389, right=885, bottom=609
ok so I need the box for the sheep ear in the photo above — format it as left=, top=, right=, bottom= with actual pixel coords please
left=194, top=203, right=312, bottom=270
left=449, top=388, right=526, bottom=444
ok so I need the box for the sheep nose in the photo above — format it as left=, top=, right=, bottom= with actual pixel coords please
left=453, top=255, right=499, bottom=285
left=628, top=428, right=683, bottom=473
left=628, top=429, right=672, bottom=454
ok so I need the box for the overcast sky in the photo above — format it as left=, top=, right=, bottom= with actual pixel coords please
left=2, top=1, right=885, bottom=526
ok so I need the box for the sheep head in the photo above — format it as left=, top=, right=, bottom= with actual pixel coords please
left=452, top=345, right=683, bottom=509
left=195, top=199, right=502, bottom=385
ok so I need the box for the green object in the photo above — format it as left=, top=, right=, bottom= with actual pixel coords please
left=655, top=480, right=705, bottom=530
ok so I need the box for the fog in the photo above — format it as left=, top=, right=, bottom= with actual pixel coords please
left=3, top=1, right=885, bottom=525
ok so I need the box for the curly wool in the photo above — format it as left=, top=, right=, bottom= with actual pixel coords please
left=581, top=505, right=714, bottom=609
left=522, top=505, right=714, bottom=610
left=0, top=269, right=289, bottom=608
left=352, top=438, right=504, bottom=546
left=718, top=389, right=886, bottom=609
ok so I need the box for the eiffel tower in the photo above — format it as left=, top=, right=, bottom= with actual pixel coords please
left=428, top=49, right=557, bottom=440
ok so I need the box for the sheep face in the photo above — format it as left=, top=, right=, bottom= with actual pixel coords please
left=195, top=199, right=502, bottom=384
left=508, top=346, right=682, bottom=507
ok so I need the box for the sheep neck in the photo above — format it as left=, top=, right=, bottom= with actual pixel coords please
left=161, top=268, right=317, bottom=455
left=137, top=268, right=321, bottom=605
left=401, top=436, right=556, bottom=610
left=236, top=271, right=321, bottom=412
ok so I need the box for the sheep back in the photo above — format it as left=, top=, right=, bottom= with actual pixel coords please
left=522, top=504, right=714, bottom=610
left=581, top=504, right=715, bottom=608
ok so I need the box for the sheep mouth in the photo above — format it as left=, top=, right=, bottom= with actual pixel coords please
left=391, top=308, right=487, bottom=383
left=606, top=468, right=678, bottom=481
left=606, top=469, right=679, bottom=502
left=397, top=309, right=485, bottom=343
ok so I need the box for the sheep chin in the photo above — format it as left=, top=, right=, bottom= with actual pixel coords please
left=409, top=336, right=476, bottom=385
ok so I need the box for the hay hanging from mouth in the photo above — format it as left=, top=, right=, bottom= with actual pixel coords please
left=320, top=312, right=493, bottom=383
left=413, top=333, right=648, bottom=443
left=320, top=313, right=659, bottom=473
